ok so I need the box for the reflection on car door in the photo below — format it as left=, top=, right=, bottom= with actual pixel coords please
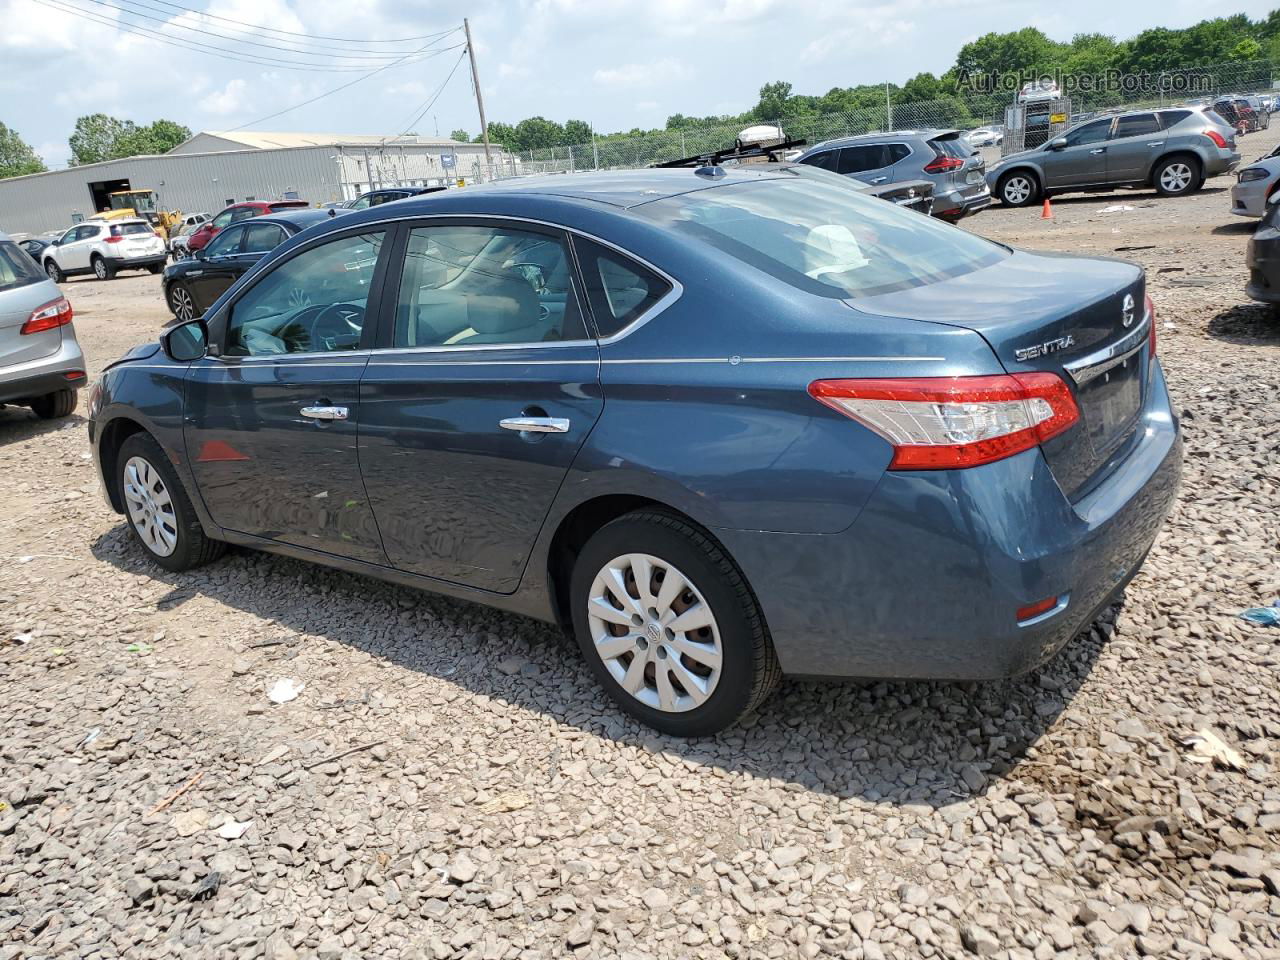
left=1040, top=117, right=1113, bottom=188
left=1106, top=113, right=1163, bottom=183
left=184, top=229, right=391, bottom=563
left=358, top=219, right=604, bottom=592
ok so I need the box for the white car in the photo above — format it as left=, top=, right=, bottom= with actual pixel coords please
left=965, top=127, right=1004, bottom=147
left=168, top=215, right=211, bottom=260
left=42, top=218, right=167, bottom=282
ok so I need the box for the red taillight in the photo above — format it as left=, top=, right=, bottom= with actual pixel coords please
left=923, top=155, right=965, bottom=173
left=20, top=296, right=73, bottom=335
left=1204, top=130, right=1228, bottom=148
left=809, top=373, right=1080, bottom=470
left=105, top=235, right=124, bottom=244
left=1016, top=595, right=1060, bottom=622
left=1146, top=294, right=1157, bottom=357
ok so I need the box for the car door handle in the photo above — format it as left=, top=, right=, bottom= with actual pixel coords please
left=1146, top=141, right=1165, bottom=147
left=500, top=416, right=569, bottom=434
left=1090, top=148, right=1106, bottom=154
left=868, top=176, right=888, bottom=184
left=300, top=405, right=348, bottom=421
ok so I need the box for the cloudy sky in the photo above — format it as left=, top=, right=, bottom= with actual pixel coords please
left=1, top=0, right=1272, bottom=168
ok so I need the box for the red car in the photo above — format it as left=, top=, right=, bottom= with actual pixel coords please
left=186, top=200, right=310, bottom=252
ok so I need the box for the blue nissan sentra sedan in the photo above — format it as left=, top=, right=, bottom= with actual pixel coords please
left=88, top=166, right=1181, bottom=736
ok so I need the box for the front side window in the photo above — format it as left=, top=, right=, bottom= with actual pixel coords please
left=1112, top=113, right=1160, bottom=138
left=224, top=231, right=384, bottom=356
left=1063, top=119, right=1112, bottom=146
left=243, top=223, right=286, bottom=254
left=799, top=150, right=838, bottom=172
left=348, top=195, right=372, bottom=210
left=636, top=176, right=1007, bottom=299
left=204, top=225, right=245, bottom=257
left=392, top=224, right=584, bottom=348
left=575, top=238, right=671, bottom=338
left=211, top=209, right=234, bottom=229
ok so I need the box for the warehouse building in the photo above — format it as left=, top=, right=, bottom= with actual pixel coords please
left=0, top=131, right=505, bottom=235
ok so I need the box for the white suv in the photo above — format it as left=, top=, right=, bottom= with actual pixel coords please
left=43, top=218, right=167, bottom=282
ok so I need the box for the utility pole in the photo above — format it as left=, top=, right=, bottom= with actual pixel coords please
left=464, top=18, right=492, bottom=169
left=885, top=81, right=893, bottom=132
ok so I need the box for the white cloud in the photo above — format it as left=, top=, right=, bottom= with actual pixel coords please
left=200, top=79, right=249, bottom=116
left=594, top=59, right=688, bottom=88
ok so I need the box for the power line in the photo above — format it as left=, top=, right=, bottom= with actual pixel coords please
left=393, top=48, right=469, bottom=140
left=225, top=42, right=466, bottom=132
left=29, top=0, right=457, bottom=71
left=119, top=0, right=460, bottom=44
left=73, top=0, right=459, bottom=59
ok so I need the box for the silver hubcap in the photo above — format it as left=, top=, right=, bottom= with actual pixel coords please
left=122, top=456, right=178, bottom=557
left=1160, top=163, right=1192, bottom=192
left=587, top=553, right=722, bottom=713
left=171, top=287, right=194, bottom=320
left=1004, top=177, right=1031, bottom=204
left=94, top=259, right=106, bottom=279
left=46, top=263, right=58, bottom=280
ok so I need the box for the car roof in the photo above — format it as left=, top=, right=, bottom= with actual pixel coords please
left=804, top=129, right=957, bottom=151
left=253, top=209, right=336, bottom=229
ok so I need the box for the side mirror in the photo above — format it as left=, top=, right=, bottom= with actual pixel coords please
left=161, top=318, right=208, bottom=362
left=194, top=246, right=207, bottom=261
left=1047, top=138, right=1068, bottom=151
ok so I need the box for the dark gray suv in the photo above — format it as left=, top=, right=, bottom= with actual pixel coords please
left=987, top=107, right=1240, bottom=206
left=797, top=129, right=991, bottom=220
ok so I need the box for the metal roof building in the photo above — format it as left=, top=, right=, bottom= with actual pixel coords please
left=0, top=132, right=504, bottom=236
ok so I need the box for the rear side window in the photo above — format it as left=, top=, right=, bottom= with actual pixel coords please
left=1112, top=114, right=1160, bottom=138
left=885, top=143, right=911, bottom=163
left=575, top=238, right=671, bottom=338
left=1159, top=110, right=1191, bottom=128
left=110, top=222, right=155, bottom=237
left=0, top=241, right=44, bottom=292
left=637, top=177, right=1006, bottom=300
left=243, top=223, right=286, bottom=253
left=230, top=207, right=258, bottom=223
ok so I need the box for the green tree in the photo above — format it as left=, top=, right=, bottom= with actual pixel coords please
left=69, top=113, right=133, bottom=165
left=1232, top=37, right=1264, bottom=61
left=0, top=122, right=44, bottom=178
left=482, top=121, right=516, bottom=149
left=562, top=119, right=592, bottom=145
left=449, top=128, right=469, bottom=142
left=512, top=116, right=564, bottom=151
left=140, top=119, right=191, bottom=154
left=954, top=28, right=1066, bottom=77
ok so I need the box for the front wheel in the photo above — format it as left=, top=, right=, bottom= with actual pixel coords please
left=1153, top=157, right=1199, bottom=197
left=167, top=282, right=196, bottom=321
left=569, top=511, right=780, bottom=737
left=117, top=432, right=225, bottom=572
left=998, top=171, right=1040, bottom=207
left=147, top=263, right=163, bottom=275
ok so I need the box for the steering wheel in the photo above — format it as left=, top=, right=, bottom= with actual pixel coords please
left=309, top=302, right=365, bottom=349
left=508, top=262, right=548, bottom=294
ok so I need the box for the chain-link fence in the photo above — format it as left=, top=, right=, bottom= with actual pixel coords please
left=470, top=58, right=1273, bottom=181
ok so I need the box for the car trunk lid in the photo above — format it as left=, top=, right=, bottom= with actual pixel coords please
left=852, top=250, right=1149, bottom=497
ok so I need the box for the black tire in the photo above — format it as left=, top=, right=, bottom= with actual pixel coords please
left=29, top=389, right=76, bottom=419
left=997, top=170, right=1041, bottom=207
left=44, top=259, right=64, bottom=283
left=147, top=263, right=163, bottom=275
left=116, top=432, right=225, bottom=572
left=92, top=255, right=115, bottom=281
left=1152, top=156, right=1199, bottom=197
left=166, top=281, right=197, bottom=321
left=569, top=510, right=781, bottom=737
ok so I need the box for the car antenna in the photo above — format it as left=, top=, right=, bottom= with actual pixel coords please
left=652, top=136, right=808, bottom=173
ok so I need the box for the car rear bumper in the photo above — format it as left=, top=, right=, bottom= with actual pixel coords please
left=0, top=335, right=87, bottom=404
left=1207, top=148, right=1241, bottom=178
left=715, top=362, right=1181, bottom=680
left=105, top=253, right=166, bottom=268
left=935, top=184, right=992, bottom=218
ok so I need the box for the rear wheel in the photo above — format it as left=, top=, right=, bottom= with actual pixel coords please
left=167, top=282, right=196, bottom=321
left=569, top=510, right=780, bottom=737
left=117, top=432, right=224, bottom=572
left=998, top=170, right=1040, bottom=207
left=92, top=256, right=115, bottom=280
left=1153, top=157, right=1199, bottom=197
left=44, top=259, right=64, bottom=283
left=147, top=263, right=163, bottom=275
left=29, top=389, right=76, bottom=419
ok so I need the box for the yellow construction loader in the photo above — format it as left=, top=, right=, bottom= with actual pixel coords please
left=93, top=189, right=183, bottom=239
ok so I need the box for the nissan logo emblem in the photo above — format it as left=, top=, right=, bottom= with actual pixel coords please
left=1121, top=293, right=1135, bottom=328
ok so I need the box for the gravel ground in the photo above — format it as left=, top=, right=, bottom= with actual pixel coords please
left=3, top=130, right=1280, bottom=960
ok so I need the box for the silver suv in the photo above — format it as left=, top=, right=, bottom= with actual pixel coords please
left=0, top=232, right=85, bottom=419
left=796, top=129, right=991, bottom=219
left=987, top=107, right=1240, bottom=206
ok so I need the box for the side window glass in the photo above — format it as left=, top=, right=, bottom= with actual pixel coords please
left=393, top=224, right=584, bottom=348
left=575, top=238, right=672, bottom=338
left=1158, top=110, right=1191, bottom=129
left=225, top=231, right=384, bottom=357
left=836, top=146, right=885, bottom=174
left=243, top=223, right=285, bottom=254
left=1112, top=114, right=1160, bottom=138
left=204, top=226, right=244, bottom=257
left=887, top=143, right=911, bottom=163
left=212, top=210, right=234, bottom=229
left=1064, top=120, right=1112, bottom=146
left=230, top=207, right=257, bottom=223
left=799, top=150, right=837, bottom=171
left=349, top=196, right=371, bottom=210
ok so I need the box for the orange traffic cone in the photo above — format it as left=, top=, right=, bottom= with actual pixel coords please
left=1041, top=196, right=1053, bottom=220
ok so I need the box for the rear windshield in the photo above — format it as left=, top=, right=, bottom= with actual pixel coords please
left=635, top=176, right=1007, bottom=299
left=0, top=241, right=45, bottom=293
left=111, top=222, right=155, bottom=237
left=929, top=136, right=971, bottom=159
